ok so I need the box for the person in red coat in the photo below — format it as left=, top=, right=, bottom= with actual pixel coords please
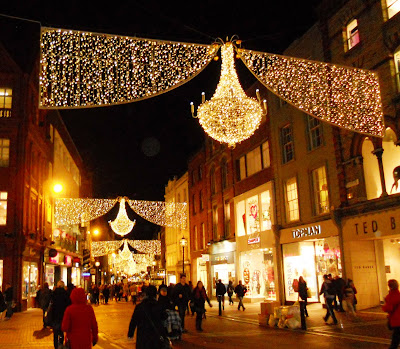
left=62, top=288, right=98, bottom=349
left=383, top=279, right=400, bottom=349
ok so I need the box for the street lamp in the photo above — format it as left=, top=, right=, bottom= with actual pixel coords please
left=180, top=236, right=187, bottom=275
left=95, top=261, right=100, bottom=285
left=53, top=183, right=63, bottom=194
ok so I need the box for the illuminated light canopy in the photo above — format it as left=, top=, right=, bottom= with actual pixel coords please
left=39, top=28, right=218, bottom=109
left=91, top=239, right=161, bottom=258
left=192, top=42, right=265, bottom=147
left=109, top=198, right=136, bottom=236
left=240, top=49, right=385, bottom=137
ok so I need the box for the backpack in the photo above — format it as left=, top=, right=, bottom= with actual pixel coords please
left=326, top=281, right=336, bottom=296
left=292, top=279, right=299, bottom=292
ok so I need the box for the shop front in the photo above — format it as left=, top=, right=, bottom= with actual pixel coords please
left=196, top=255, right=209, bottom=292
left=22, top=246, right=41, bottom=309
left=342, top=205, right=400, bottom=309
left=280, top=219, right=341, bottom=303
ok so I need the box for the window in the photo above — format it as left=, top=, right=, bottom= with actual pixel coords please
left=221, top=158, right=228, bottom=189
left=394, top=48, right=400, bottom=92
left=0, top=192, right=7, bottom=225
left=192, top=194, right=196, bottom=214
left=307, top=115, right=323, bottom=150
left=237, top=142, right=270, bottom=181
left=0, top=88, right=12, bottom=118
left=239, top=157, right=246, bottom=181
left=224, top=200, right=230, bottom=238
left=199, top=190, right=203, bottom=211
left=312, top=166, right=330, bottom=215
left=346, top=19, right=360, bottom=50
left=387, top=0, right=400, bottom=19
left=281, top=125, right=294, bottom=163
left=247, top=147, right=262, bottom=177
left=194, top=225, right=198, bottom=251
left=198, top=166, right=203, bottom=180
left=210, top=168, right=216, bottom=195
left=0, top=139, right=10, bottom=167
left=192, top=170, right=196, bottom=186
left=262, top=141, right=270, bottom=169
left=201, top=223, right=205, bottom=249
left=183, top=189, right=187, bottom=202
left=212, top=205, right=218, bottom=240
left=285, top=177, right=299, bottom=222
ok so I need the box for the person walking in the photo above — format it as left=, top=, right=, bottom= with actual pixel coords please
left=342, top=279, right=357, bottom=319
left=128, top=285, right=168, bottom=349
left=103, top=285, right=110, bottom=305
left=383, top=279, right=400, bottom=349
left=333, top=275, right=346, bottom=312
left=191, top=281, right=212, bottom=331
left=187, top=281, right=194, bottom=316
left=319, top=274, right=338, bottom=325
left=234, top=280, right=247, bottom=311
left=38, top=282, right=53, bottom=328
left=227, top=281, right=234, bottom=305
left=4, top=283, right=14, bottom=320
left=51, top=280, right=71, bottom=348
left=215, top=279, right=226, bottom=316
left=62, top=288, right=98, bottom=349
left=92, top=284, right=100, bottom=306
left=298, top=276, right=309, bottom=317
left=172, top=274, right=191, bottom=333
left=0, top=287, right=6, bottom=320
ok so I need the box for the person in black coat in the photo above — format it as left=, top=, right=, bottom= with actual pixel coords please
left=38, top=282, right=53, bottom=328
left=298, top=276, right=309, bottom=317
left=51, top=280, right=71, bottom=349
left=216, top=279, right=226, bottom=315
left=128, top=285, right=168, bottom=349
left=172, top=274, right=191, bottom=333
left=103, top=285, right=110, bottom=304
left=4, top=283, right=14, bottom=320
left=234, top=280, right=247, bottom=311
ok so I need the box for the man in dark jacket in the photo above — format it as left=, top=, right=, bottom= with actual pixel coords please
left=234, top=280, right=247, bottom=311
left=172, top=274, right=191, bottom=333
left=51, top=280, right=71, bottom=348
left=128, top=285, right=168, bottom=349
left=38, top=282, right=52, bottom=328
left=4, top=283, right=14, bottom=320
left=319, top=274, right=338, bottom=325
left=216, top=279, right=226, bottom=315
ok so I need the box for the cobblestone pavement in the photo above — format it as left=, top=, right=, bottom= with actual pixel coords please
left=0, top=299, right=393, bottom=348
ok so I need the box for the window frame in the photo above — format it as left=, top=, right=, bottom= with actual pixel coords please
left=346, top=19, right=360, bottom=51
left=387, top=0, right=400, bottom=19
left=0, top=191, right=7, bottom=225
left=311, top=166, right=330, bottom=216
left=306, top=115, right=323, bottom=150
left=281, top=124, right=294, bottom=164
left=285, top=177, right=299, bottom=222
left=0, top=88, right=12, bottom=118
left=0, top=138, right=10, bottom=167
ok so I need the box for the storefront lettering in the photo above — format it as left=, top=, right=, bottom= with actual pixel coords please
left=355, top=217, right=397, bottom=235
left=292, top=225, right=321, bottom=239
left=248, top=237, right=261, bottom=245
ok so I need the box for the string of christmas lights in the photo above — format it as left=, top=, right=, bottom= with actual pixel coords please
left=240, top=49, right=385, bottom=137
left=109, top=198, right=136, bottom=236
left=91, top=239, right=161, bottom=257
left=39, top=27, right=218, bottom=109
left=195, top=42, right=263, bottom=147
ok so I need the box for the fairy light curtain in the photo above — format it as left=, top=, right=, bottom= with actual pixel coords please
left=240, top=49, right=384, bottom=137
left=39, top=27, right=217, bottom=109
left=91, top=239, right=161, bottom=257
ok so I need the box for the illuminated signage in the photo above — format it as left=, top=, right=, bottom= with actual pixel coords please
left=201, top=254, right=210, bottom=262
left=248, top=237, right=260, bottom=245
left=49, top=253, right=59, bottom=264
left=82, top=272, right=90, bottom=277
left=292, top=225, right=321, bottom=239
left=64, top=255, right=72, bottom=266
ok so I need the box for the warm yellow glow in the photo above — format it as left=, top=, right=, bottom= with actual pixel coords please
left=91, top=239, right=161, bottom=258
left=93, top=229, right=99, bottom=236
left=109, top=198, right=135, bottom=236
left=95, top=261, right=100, bottom=267
left=53, top=183, right=63, bottom=193
left=39, top=28, right=217, bottom=109
left=196, top=43, right=263, bottom=147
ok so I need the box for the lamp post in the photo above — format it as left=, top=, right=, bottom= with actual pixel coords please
left=180, top=236, right=187, bottom=275
left=95, top=261, right=100, bottom=285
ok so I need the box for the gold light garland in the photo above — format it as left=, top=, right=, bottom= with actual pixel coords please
left=193, top=42, right=264, bottom=147
left=39, top=28, right=218, bottom=109
left=91, top=239, right=161, bottom=257
left=55, top=198, right=117, bottom=225
left=109, top=198, right=135, bottom=236
left=240, top=49, right=384, bottom=137
left=91, top=240, right=123, bottom=258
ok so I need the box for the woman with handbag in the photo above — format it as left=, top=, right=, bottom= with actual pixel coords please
left=191, top=281, right=212, bottom=332
left=383, top=279, right=400, bottom=349
left=298, top=276, right=309, bottom=317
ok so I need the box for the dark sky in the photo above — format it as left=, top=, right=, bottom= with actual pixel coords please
left=1, top=1, right=322, bottom=238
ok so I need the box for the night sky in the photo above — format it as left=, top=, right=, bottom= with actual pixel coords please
left=2, top=1, right=322, bottom=238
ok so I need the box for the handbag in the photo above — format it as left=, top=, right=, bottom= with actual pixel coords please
left=306, top=288, right=311, bottom=298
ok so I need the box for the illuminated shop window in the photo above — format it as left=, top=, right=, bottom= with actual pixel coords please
left=312, top=166, right=330, bottom=215
left=346, top=19, right=360, bottom=51
left=307, top=115, right=323, bottom=150
left=387, top=0, right=400, bottom=19
left=0, top=191, right=7, bottom=225
left=281, top=124, right=294, bottom=164
left=285, top=177, right=299, bottom=222
left=394, top=48, right=400, bottom=92
left=0, top=139, right=10, bottom=167
left=0, top=88, right=12, bottom=118
left=236, top=200, right=246, bottom=237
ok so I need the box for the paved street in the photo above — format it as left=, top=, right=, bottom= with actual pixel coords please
left=0, top=298, right=394, bottom=348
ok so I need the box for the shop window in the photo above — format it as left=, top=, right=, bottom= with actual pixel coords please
left=0, top=87, right=12, bottom=118
left=210, top=168, right=216, bottom=195
left=312, top=166, right=330, bottom=215
left=262, top=141, right=271, bottom=169
left=212, top=205, right=218, bottom=240
left=236, top=200, right=246, bottom=237
left=307, top=115, right=323, bottom=150
left=387, top=0, right=400, bottom=19
left=281, top=124, right=294, bottom=164
left=0, top=138, right=9, bottom=167
left=0, top=191, right=7, bottom=225
left=247, top=147, right=262, bottom=177
left=261, top=191, right=272, bottom=231
left=346, top=19, right=360, bottom=51
left=285, top=177, right=299, bottom=222
left=246, top=195, right=260, bottom=234
left=22, top=261, right=38, bottom=300
left=394, top=48, right=400, bottom=92
left=221, top=158, right=228, bottom=189
left=224, top=200, right=230, bottom=238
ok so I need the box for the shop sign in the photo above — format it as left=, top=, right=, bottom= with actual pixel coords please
left=64, top=255, right=72, bottom=266
left=90, top=268, right=96, bottom=274
left=248, top=237, right=260, bottom=245
left=211, top=251, right=234, bottom=265
left=292, top=225, right=321, bottom=239
left=49, top=253, right=60, bottom=264
left=201, top=254, right=210, bottom=262
left=82, top=272, right=90, bottom=277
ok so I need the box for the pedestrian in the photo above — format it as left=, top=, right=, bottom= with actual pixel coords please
left=158, top=284, right=174, bottom=312
left=4, top=283, right=14, bottom=320
left=114, top=283, right=120, bottom=302
left=216, top=279, right=226, bottom=315
left=103, top=285, right=110, bottom=305
left=349, top=279, right=358, bottom=311
left=187, top=281, right=194, bottom=316
left=51, top=280, right=71, bottom=348
left=0, top=287, right=6, bottom=320
left=62, top=288, right=98, bottom=349
left=38, top=282, right=53, bottom=328
left=167, top=283, right=174, bottom=299
left=123, top=282, right=129, bottom=302
left=234, top=280, right=247, bottom=311
left=172, top=274, right=191, bottom=333
left=227, top=281, right=234, bottom=305
left=130, top=283, right=138, bottom=305
left=298, top=276, right=309, bottom=317
left=333, top=275, right=346, bottom=312
left=383, top=279, right=400, bottom=349
left=92, top=284, right=100, bottom=305
left=319, top=274, right=338, bottom=325
left=128, top=285, right=169, bottom=349
left=342, top=279, right=357, bottom=319
left=191, top=281, right=212, bottom=331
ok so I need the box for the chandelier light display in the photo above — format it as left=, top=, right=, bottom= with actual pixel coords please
left=191, top=41, right=266, bottom=147
left=91, top=239, right=161, bottom=258
left=109, top=198, right=136, bottom=236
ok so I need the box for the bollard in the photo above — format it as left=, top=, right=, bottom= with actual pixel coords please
left=299, top=301, right=307, bottom=330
